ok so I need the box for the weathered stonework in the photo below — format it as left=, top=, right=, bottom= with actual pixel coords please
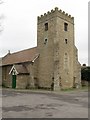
left=2, top=7, right=81, bottom=90
left=37, top=7, right=81, bottom=90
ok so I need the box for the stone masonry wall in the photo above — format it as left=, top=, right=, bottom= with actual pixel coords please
left=2, top=66, right=12, bottom=88
left=37, top=7, right=81, bottom=90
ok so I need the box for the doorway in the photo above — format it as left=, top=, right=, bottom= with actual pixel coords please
left=12, top=75, right=16, bottom=88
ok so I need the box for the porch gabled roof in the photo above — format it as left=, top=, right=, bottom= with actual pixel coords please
left=9, top=64, right=29, bottom=75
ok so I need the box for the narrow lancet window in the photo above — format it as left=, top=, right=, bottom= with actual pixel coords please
left=64, top=23, right=68, bottom=31
left=45, top=23, right=48, bottom=31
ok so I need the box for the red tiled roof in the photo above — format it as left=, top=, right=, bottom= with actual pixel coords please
left=2, top=47, right=38, bottom=66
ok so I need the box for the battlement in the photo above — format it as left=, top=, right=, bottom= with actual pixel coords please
left=38, top=7, right=74, bottom=24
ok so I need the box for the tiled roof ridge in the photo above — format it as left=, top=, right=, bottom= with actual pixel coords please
left=2, top=46, right=38, bottom=66
left=7, top=46, right=37, bottom=56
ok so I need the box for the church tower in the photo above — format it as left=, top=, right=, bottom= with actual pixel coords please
left=37, top=7, right=81, bottom=90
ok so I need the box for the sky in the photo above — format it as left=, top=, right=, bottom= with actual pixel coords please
left=0, top=0, right=88, bottom=65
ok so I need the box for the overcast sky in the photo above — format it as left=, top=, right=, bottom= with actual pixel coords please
left=0, top=0, right=88, bottom=65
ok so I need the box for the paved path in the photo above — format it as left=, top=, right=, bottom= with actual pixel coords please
left=1, top=88, right=88, bottom=118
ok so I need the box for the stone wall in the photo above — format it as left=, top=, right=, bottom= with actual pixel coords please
left=37, top=7, right=81, bottom=90
left=16, top=74, right=29, bottom=89
left=0, top=66, right=2, bottom=86
left=2, top=65, right=12, bottom=88
left=23, top=60, right=39, bottom=88
left=37, top=16, right=56, bottom=88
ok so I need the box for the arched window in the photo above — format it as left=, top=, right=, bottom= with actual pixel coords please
left=64, top=23, right=68, bottom=31
left=45, top=23, right=48, bottom=31
left=64, top=53, right=69, bottom=70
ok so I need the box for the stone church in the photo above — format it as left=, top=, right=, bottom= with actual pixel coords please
left=1, top=7, right=81, bottom=90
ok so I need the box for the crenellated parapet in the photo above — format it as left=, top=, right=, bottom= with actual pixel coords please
left=38, top=7, right=74, bottom=24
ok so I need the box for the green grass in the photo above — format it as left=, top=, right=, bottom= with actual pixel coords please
left=61, top=86, right=88, bottom=92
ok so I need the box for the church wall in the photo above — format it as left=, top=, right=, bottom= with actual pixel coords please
left=56, top=17, right=74, bottom=88
left=24, top=60, right=39, bottom=88
left=37, top=17, right=57, bottom=88
left=73, top=47, right=81, bottom=87
left=0, top=66, right=2, bottom=86
left=16, top=74, right=29, bottom=89
left=2, top=65, right=12, bottom=88
left=37, top=8, right=81, bottom=90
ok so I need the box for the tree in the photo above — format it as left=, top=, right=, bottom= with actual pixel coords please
left=81, top=67, right=90, bottom=82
